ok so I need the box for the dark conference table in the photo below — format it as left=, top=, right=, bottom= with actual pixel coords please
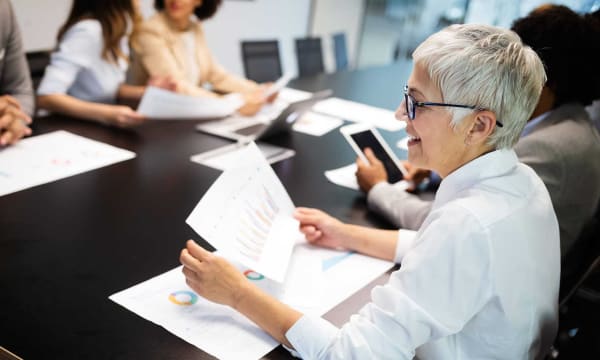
left=0, top=62, right=412, bottom=359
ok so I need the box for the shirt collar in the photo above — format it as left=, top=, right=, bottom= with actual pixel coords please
left=433, top=149, right=519, bottom=209
left=521, top=110, right=552, bottom=137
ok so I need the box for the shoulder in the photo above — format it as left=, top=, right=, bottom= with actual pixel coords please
left=137, top=12, right=171, bottom=35
left=61, top=19, right=103, bottom=43
left=55, top=20, right=104, bottom=58
left=0, top=0, right=15, bottom=36
left=517, top=108, right=600, bottom=161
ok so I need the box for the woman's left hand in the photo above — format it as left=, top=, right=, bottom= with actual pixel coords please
left=260, top=83, right=278, bottom=103
left=180, top=240, right=248, bottom=307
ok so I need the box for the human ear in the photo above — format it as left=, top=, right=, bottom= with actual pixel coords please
left=465, top=110, right=497, bottom=145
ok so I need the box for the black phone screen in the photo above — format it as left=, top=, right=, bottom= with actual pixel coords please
left=350, top=130, right=404, bottom=183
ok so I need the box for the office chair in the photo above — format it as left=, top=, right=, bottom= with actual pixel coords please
left=295, top=37, right=324, bottom=78
left=547, top=205, right=600, bottom=359
left=25, top=50, right=51, bottom=90
left=240, top=40, right=282, bottom=83
left=332, top=32, right=349, bottom=71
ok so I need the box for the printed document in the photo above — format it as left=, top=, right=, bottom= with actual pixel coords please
left=110, top=244, right=394, bottom=360
left=313, top=97, right=406, bottom=131
left=325, top=163, right=410, bottom=191
left=0, top=131, right=135, bottom=197
left=186, top=142, right=298, bottom=282
left=190, top=142, right=295, bottom=171
left=137, top=86, right=243, bottom=119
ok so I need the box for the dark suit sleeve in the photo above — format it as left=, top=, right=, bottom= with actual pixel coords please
left=0, top=0, right=34, bottom=116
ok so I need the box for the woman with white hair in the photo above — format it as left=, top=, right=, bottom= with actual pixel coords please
left=179, top=24, right=560, bottom=359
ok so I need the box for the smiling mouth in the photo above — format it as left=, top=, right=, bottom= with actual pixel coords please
left=408, top=135, right=421, bottom=145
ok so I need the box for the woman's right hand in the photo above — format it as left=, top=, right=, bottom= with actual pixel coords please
left=0, top=95, right=32, bottom=146
left=403, top=161, right=431, bottom=191
left=147, top=75, right=177, bottom=92
left=102, top=105, right=145, bottom=128
left=293, top=207, right=348, bottom=250
left=237, top=90, right=266, bottom=117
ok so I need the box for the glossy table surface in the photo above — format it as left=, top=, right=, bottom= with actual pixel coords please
left=0, top=62, right=413, bottom=359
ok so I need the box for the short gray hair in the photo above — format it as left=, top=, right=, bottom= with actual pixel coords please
left=412, top=24, right=546, bottom=149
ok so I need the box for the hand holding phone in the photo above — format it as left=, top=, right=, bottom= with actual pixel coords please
left=340, top=123, right=407, bottom=183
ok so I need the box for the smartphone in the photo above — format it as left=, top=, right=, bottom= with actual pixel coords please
left=340, top=123, right=407, bottom=183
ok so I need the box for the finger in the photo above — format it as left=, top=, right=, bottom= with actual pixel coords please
left=306, top=230, right=322, bottom=242
left=356, top=155, right=367, bottom=168
left=294, top=208, right=323, bottom=225
left=127, top=110, right=145, bottom=121
left=299, top=224, right=318, bottom=235
left=7, top=121, right=31, bottom=142
left=0, top=113, right=14, bottom=130
left=0, top=131, right=14, bottom=146
left=182, top=265, right=202, bottom=282
left=364, top=148, right=381, bottom=165
left=0, top=95, right=20, bottom=110
left=180, top=248, right=203, bottom=270
left=186, top=240, right=213, bottom=262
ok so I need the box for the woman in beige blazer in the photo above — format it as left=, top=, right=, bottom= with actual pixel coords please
left=130, top=0, right=267, bottom=116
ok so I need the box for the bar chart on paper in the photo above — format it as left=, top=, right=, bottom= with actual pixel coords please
left=237, top=186, right=280, bottom=261
left=186, top=142, right=300, bottom=282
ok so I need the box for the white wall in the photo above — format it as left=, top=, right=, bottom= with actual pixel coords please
left=310, top=0, right=365, bottom=72
left=11, top=0, right=71, bottom=51
left=199, top=0, right=311, bottom=77
left=13, top=0, right=311, bottom=78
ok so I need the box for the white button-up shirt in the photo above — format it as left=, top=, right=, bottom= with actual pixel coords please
left=37, top=20, right=128, bottom=104
left=286, top=149, right=560, bottom=359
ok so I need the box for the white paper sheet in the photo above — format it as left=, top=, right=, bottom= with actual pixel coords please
left=325, top=163, right=360, bottom=190
left=263, top=73, right=294, bottom=98
left=0, top=131, right=135, bottom=197
left=190, top=142, right=295, bottom=171
left=397, top=135, right=409, bottom=150
left=277, top=87, right=313, bottom=103
left=137, top=86, right=243, bottom=119
left=110, top=244, right=394, bottom=360
left=186, top=142, right=298, bottom=282
left=313, top=97, right=406, bottom=131
left=293, top=111, right=343, bottom=136
left=325, top=163, right=411, bottom=192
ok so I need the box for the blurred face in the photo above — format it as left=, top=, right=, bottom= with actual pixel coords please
left=164, top=0, right=202, bottom=24
left=396, top=62, right=474, bottom=177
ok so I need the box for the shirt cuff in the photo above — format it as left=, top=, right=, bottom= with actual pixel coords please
left=367, top=181, right=395, bottom=207
left=394, top=229, right=418, bottom=263
left=285, top=315, right=339, bottom=359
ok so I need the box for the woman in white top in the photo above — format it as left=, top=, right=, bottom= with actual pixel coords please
left=179, top=24, right=561, bottom=359
left=37, top=0, right=173, bottom=128
left=130, top=0, right=270, bottom=116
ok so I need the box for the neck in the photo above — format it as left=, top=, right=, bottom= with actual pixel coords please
left=166, top=14, right=191, bottom=31
left=438, top=144, right=495, bottom=179
left=529, top=86, right=555, bottom=120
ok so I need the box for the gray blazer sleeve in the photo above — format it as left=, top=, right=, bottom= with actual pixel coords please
left=367, top=182, right=432, bottom=230
left=0, top=0, right=34, bottom=116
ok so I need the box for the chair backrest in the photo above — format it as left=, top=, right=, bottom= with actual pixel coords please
left=241, top=40, right=282, bottom=83
left=295, top=37, right=324, bottom=78
left=332, top=32, right=348, bottom=71
left=25, top=50, right=51, bottom=90
left=560, top=204, right=600, bottom=305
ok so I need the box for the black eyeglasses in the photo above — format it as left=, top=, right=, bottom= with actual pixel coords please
left=403, top=85, right=503, bottom=127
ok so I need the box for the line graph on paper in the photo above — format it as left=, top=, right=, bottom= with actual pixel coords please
left=236, top=186, right=280, bottom=261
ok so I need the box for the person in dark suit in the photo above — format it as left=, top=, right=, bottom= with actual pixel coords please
left=357, top=4, right=600, bottom=258
left=0, top=0, right=33, bottom=146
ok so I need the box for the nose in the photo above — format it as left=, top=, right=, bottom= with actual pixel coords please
left=395, top=99, right=408, bottom=123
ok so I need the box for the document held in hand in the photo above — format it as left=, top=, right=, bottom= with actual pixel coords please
left=137, top=86, right=243, bottom=119
left=185, top=142, right=301, bottom=282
